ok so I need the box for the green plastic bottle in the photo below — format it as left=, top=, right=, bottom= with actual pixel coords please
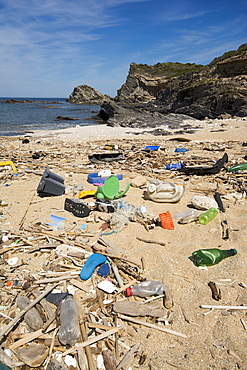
left=189, top=248, right=237, bottom=267
left=198, top=208, right=218, bottom=225
left=227, top=162, right=247, bottom=172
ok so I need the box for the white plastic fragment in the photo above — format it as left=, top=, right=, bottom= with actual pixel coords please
left=97, top=280, right=117, bottom=293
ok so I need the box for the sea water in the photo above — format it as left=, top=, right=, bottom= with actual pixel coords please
left=0, top=97, right=100, bottom=136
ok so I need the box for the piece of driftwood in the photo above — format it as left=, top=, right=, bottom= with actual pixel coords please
left=102, top=349, right=117, bottom=370
left=62, top=328, right=119, bottom=356
left=201, top=305, right=247, bottom=310
left=32, top=289, right=54, bottom=319
left=44, top=327, right=59, bottom=370
left=118, top=314, right=187, bottom=338
left=116, top=279, right=137, bottom=295
left=77, top=343, right=89, bottom=370
left=9, top=323, right=56, bottom=350
left=35, top=274, right=79, bottom=284
left=0, top=283, right=58, bottom=339
left=71, top=279, right=91, bottom=292
left=116, top=343, right=140, bottom=370
left=166, top=360, right=188, bottom=369
left=136, top=236, right=166, bottom=246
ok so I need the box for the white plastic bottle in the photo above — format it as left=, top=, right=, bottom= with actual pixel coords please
left=126, top=280, right=165, bottom=298
left=58, top=295, right=81, bottom=346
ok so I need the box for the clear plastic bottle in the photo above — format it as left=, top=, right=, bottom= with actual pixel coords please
left=58, top=295, right=81, bottom=346
left=198, top=208, right=218, bottom=225
left=189, top=248, right=237, bottom=267
left=126, top=280, right=165, bottom=298
left=16, top=296, right=43, bottom=331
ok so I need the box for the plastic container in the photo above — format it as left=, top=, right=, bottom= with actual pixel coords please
left=87, top=172, right=123, bottom=184
left=166, top=163, right=184, bottom=170
left=174, top=148, right=189, bottom=153
left=189, top=248, right=237, bottom=267
left=58, top=295, right=81, bottom=346
left=227, top=162, right=247, bottom=172
left=126, top=280, right=165, bottom=298
left=174, top=209, right=199, bottom=224
left=198, top=208, right=218, bottom=225
left=37, top=167, right=65, bottom=196
left=159, top=212, right=174, bottom=229
left=16, top=296, right=43, bottom=331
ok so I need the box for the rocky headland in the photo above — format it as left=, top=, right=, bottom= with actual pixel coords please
left=68, top=44, right=247, bottom=126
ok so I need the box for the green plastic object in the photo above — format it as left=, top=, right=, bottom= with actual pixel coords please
left=189, top=248, right=237, bottom=267
left=95, top=175, right=130, bottom=200
left=198, top=208, right=218, bottom=225
left=227, top=162, right=247, bottom=172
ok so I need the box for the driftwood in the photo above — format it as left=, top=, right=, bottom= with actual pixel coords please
left=116, top=343, right=141, bottom=370
left=0, top=283, right=58, bottom=339
left=118, top=314, right=187, bottom=338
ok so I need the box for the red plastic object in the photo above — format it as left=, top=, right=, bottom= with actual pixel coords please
left=159, top=212, right=174, bottom=230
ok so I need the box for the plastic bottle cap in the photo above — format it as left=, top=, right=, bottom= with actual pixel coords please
left=125, top=287, right=133, bottom=296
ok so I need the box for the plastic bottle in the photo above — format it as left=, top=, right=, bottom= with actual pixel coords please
left=58, top=295, right=81, bottom=346
left=189, top=248, right=237, bottom=267
left=16, top=296, right=43, bottom=331
left=227, top=162, right=247, bottom=172
left=166, top=163, right=184, bottom=170
left=198, top=208, right=218, bottom=225
left=126, top=280, right=165, bottom=298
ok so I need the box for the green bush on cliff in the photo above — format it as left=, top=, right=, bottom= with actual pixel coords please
left=132, top=62, right=204, bottom=78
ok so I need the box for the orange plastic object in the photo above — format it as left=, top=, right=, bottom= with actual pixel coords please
left=159, top=212, right=174, bottom=230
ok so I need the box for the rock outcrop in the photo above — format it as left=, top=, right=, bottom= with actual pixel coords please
left=66, top=85, right=107, bottom=104
left=116, top=44, right=247, bottom=119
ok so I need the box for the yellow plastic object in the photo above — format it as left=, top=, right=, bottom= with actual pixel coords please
left=0, top=161, right=17, bottom=173
left=78, top=190, right=96, bottom=199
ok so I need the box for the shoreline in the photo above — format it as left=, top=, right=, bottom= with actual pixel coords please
left=8, top=116, right=246, bottom=143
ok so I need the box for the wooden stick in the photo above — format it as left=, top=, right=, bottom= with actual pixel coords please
left=0, top=283, right=58, bottom=338
left=35, top=274, right=80, bottom=284
left=80, top=319, right=95, bottom=370
left=9, top=323, right=56, bottom=350
left=200, top=305, right=247, bottom=310
left=71, top=279, right=91, bottom=293
left=117, top=314, right=187, bottom=338
left=136, top=236, right=166, bottom=246
left=116, top=279, right=137, bottom=295
left=166, top=360, right=188, bottom=370
left=116, top=343, right=140, bottom=370
left=44, top=327, right=59, bottom=370
left=62, top=328, right=119, bottom=356
left=87, top=323, right=118, bottom=331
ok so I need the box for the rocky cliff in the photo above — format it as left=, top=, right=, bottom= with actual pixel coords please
left=116, top=44, right=247, bottom=119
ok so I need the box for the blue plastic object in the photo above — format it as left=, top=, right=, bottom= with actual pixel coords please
left=80, top=253, right=107, bottom=280
left=88, top=172, right=123, bottom=184
left=143, top=145, right=160, bottom=151
left=174, top=148, right=189, bottom=153
left=166, top=163, right=184, bottom=170
left=97, top=262, right=111, bottom=277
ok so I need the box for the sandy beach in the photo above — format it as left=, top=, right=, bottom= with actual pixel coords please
left=0, top=117, right=247, bottom=370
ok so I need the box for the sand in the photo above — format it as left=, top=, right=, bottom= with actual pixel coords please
left=0, top=117, right=247, bottom=369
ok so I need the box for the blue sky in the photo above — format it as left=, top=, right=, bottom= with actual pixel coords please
left=0, top=0, right=246, bottom=98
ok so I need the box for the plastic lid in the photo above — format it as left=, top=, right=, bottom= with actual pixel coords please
left=125, top=287, right=133, bottom=297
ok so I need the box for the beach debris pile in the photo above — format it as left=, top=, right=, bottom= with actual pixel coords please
left=0, top=135, right=247, bottom=369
